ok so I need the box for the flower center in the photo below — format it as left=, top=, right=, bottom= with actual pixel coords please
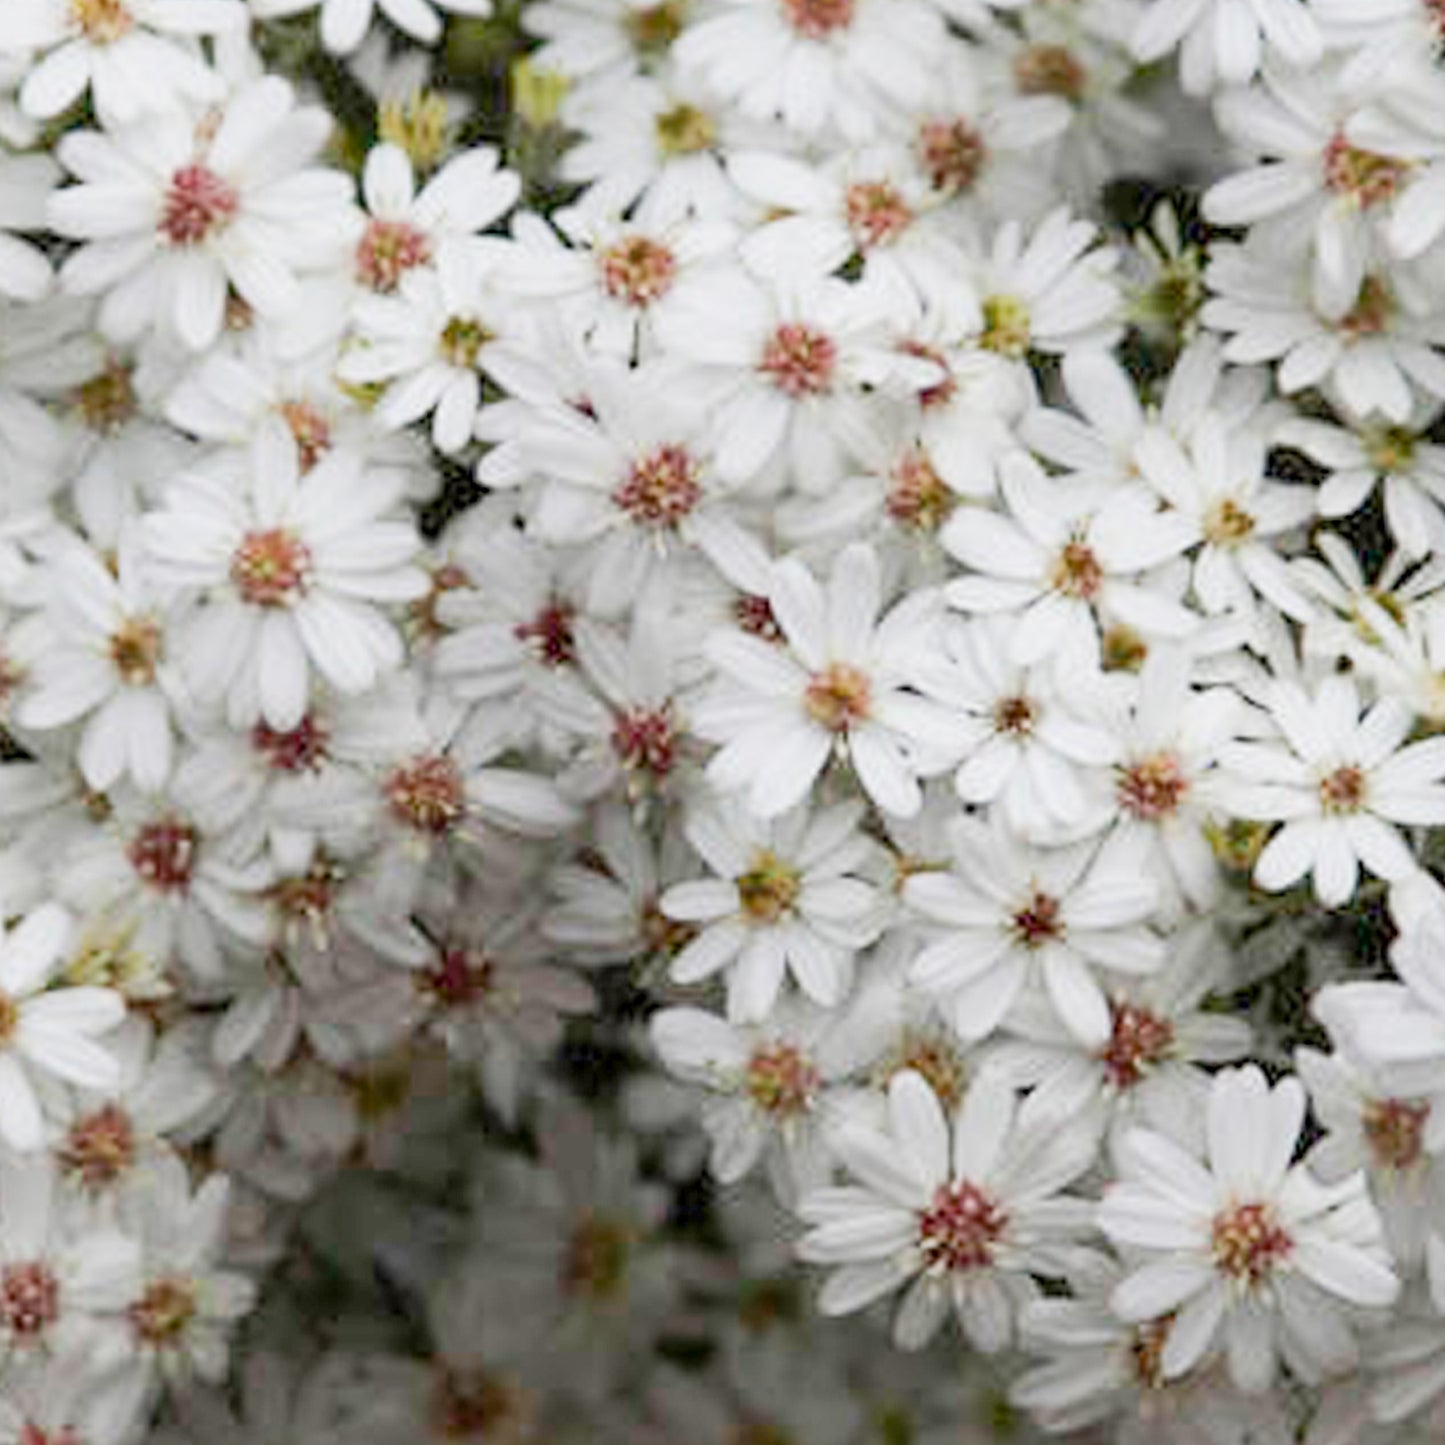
left=993, top=694, right=1038, bottom=738
left=58, top=1103, right=136, bottom=1189
left=69, top=0, right=133, bottom=42
left=844, top=180, right=913, bottom=250
left=736, top=849, right=802, bottom=924
left=19, top=1424, right=83, bottom=1445
left=641, top=898, right=697, bottom=957
left=514, top=601, right=577, bottom=666
left=626, top=0, right=686, bottom=54
left=108, top=616, right=161, bottom=686
left=1211, top=1200, right=1292, bottom=1286
left=434, top=1370, right=533, bottom=1441
left=917, top=117, right=988, bottom=194
left=419, top=945, right=494, bottom=1008
left=1130, top=1316, right=1173, bottom=1389
left=744, top=1041, right=820, bottom=1116
left=378, top=89, right=450, bottom=171
left=804, top=661, right=872, bottom=733
left=1010, top=889, right=1064, bottom=949
left=612, top=443, right=702, bottom=526
left=385, top=754, right=466, bottom=836
left=1014, top=43, right=1087, bottom=100
left=1338, top=275, right=1395, bottom=339
left=1117, top=750, right=1189, bottom=821
left=887, top=449, right=955, bottom=532
left=1323, top=132, right=1407, bottom=209
left=129, top=1277, right=198, bottom=1347
left=780, top=0, right=854, bottom=37
left=438, top=316, right=493, bottom=368
left=1049, top=539, right=1103, bottom=600
left=269, top=858, right=341, bottom=943
left=900, top=340, right=958, bottom=411
left=72, top=359, right=137, bottom=433
left=654, top=102, right=717, bottom=157
left=127, top=817, right=197, bottom=892
left=275, top=399, right=333, bottom=472
left=980, top=294, right=1032, bottom=357
left=252, top=713, right=330, bottom=772
left=874, top=1031, right=966, bottom=1110
left=1102, top=624, right=1148, bottom=673
left=0, top=992, right=16, bottom=1045
left=230, top=528, right=313, bottom=608
left=1363, top=1097, right=1429, bottom=1171
left=735, top=593, right=782, bottom=641
left=599, top=234, right=678, bottom=307
left=1203, top=497, right=1257, bottom=547
left=561, top=1215, right=632, bottom=1300
left=1364, top=424, right=1417, bottom=473
left=158, top=164, right=238, bottom=247
left=1097, top=1001, right=1176, bottom=1089
left=356, top=218, right=432, bottom=293
left=1, top=1262, right=60, bottom=1340
left=759, top=322, right=837, bottom=397
left=612, top=705, right=680, bottom=778
left=917, top=1180, right=1008, bottom=1273
left=1319, top=763, right=1366, bottom=815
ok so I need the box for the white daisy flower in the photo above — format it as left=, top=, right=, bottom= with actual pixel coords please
left=0, top=0, right=245, bottom=125
left=249, top=0, right=494, bottom=55
left=661, top=796, right=883, bottom=1021
left=0, top=902, right=124, bottom=1152
left=1218, top=672, right=1445, bottom=906
left=142, top=432, right=428, bottom=731
left=905, top=813, right=1164, bottom=1049
left=1099, top=1063, right=1399, bottom=1394
left=797, top=1068, right=1101, bottom=1352
left=1130, top=0, right=1322, bottom=96
left=49, top=77, right=356, bottom=353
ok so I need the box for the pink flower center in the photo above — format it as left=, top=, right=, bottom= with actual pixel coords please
left=59, top=1104, right=136, bottom=1189
left=844, top=180, right=913, bottom=250
left=1323, top=131, right=1407, bottom=209
left=745, top=1041, right=820, bottom=1116
left=1364, top=1097, right=1429, bottom=1171
left=612, top=444, right=702, bottom=527
left=420, top=946, right=494, bottom=1008
left=158, top=164, right=239, bottom=247
left=355, top=218, right=432, bottom=292
left=759, top=323, right=837, bottom=398
left=1211, top=1200, right=1292, bottom=1285
left=1049, top=540, right=1103, bottom=600
left=230, top=528, right=313, bottom=608
left=888, top=449, right=955, bottom=532
left=599, top=235, right=678, bottom=307
left=385, top=753, right=466, bottom=836
left=804, top=661, right=872, bottom=733
left=127, top=818, right=197, bottom=892
left=612, top=705, right=679, bottom=778
left=899, top=340, right=957, bottom=411
left=917, top=1180, right=1008, bottom=1273
left=780, top=0, right=854, bottom=38
left=252, top=714, right=331, bottom=773
left=277, top=399, right=333, bottom=471
left=1097, top=1001, right=1176, bottom=1089
left=1010, top=889, right=1064, bottom=949
left=735, top=593, right=783, bottom=641
left=1, top=1261, right=59, bottom=1339
left=514, top=602, right=577, bottom=666
left=70, top=0, right=133, bottom=43
left=128, top=1276, right=197, bottom=1347
left=1117, top=751, right=1189, bottom=821
left=269, top=858, right=342, bottom=941
left=917, top=117, right=988, bottom=194
left=1319, top=764, right=1366, bottom=815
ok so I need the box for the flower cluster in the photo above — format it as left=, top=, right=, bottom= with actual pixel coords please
left=9, top=0, right=1445, bottom=1441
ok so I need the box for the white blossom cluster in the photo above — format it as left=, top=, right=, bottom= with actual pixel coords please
left=10, top=0, right=1445, bottom=1442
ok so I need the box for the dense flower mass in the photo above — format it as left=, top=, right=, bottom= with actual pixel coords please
left=10, top=0, right=1445, bottom=1442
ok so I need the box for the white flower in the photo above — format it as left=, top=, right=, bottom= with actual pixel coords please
left=143, top=433, right=428, bottom=731
left=1130, top=0, right=1322, bottom=95
left=695, top=543, right=962, bottom=819
left=1218, top=673, right=1445, bottom=906
left=797, top=1069, right=1100, bottom=1352
left=49, top=77, right=356, bottom=353
left=0, top=903, right=123, bottom=1152
left=1099, top=1064, right=1399, bottom=1394
left=905, top=814, right=1164, bottom=1049
left=662, top=796, right=883, bottom=1021
left=249, top=0, right=493, bottom=54
left=0, top=0, right=245, bottom=124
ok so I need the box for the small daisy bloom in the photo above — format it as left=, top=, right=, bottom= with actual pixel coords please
left=248, top=0, right=494, bottom=55
left=695, top=542, right=963, bottom=820
left=1217, top=673, right=1445, bottom=907
left=905, top=814, right=1165, bottom=1049
left=661, top=797, right=883, bottom=1022
left=1, top=0, right=245, bottom=124
left=797, top=1069, right=1100, bottom=1352
left=142, top=433, right=429, bottom=731
left=1099, top=1064, right=1400, bottom=1395
left=49, top=77, right=356, bottom=353
left=0, top=902, right=124, bottom=1152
